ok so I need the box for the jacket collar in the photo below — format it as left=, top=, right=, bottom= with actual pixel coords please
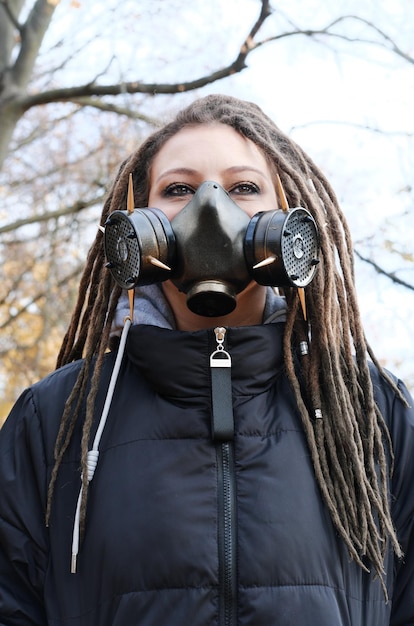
left=126, top=323, right=285, bottom=399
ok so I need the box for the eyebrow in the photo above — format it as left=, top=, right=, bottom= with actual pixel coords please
left=154, top=167, right=198, bottom=185
left=154, top=165, right=268, bottom=185
left=225, top=165, right=268, bottom=178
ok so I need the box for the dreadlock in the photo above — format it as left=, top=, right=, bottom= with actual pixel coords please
left=46, top=93, right=408, bottom=593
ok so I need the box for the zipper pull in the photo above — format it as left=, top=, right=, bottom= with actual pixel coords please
left=210, top=327, right=231, bottom=368
left=210, top=327, right=234, bottom=440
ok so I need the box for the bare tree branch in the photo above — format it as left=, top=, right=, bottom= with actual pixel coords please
left=0, top=0, right=25, bottom=74
left=70, top=98, right=161, bottom=125
left=0, top=194, right=105, bottom=234
left=15, top=0, right=273, bottom=109
left=0, top=0, right=23, bottom=31
left=0, top=1, right=60, bottom=168
left=10, top=106, right=82, bottom=152
left=354, top=248, right=414, bottom=291
left=12, top=8, right=413, bottom=116
left=0, top=262, right=29, bottom=307
left=251, top=14, right=414, bottom=65
left=12, top=0, right=57, bottom=87
left=0, top=263, right=82, bottom=332
left=326, top=15, right=414, bottom=65
left=290, top=119, right=414, bottom=137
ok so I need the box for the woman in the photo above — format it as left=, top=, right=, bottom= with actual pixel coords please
left=0, top=94, right=413, bottom=625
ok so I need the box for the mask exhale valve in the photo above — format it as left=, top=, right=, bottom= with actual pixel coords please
left=104, top=181, right=320, bottom=317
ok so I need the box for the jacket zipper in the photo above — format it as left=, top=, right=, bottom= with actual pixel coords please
left=210, top=327, right=237, bottom=626
left=217, top=440, right=237, bottom=626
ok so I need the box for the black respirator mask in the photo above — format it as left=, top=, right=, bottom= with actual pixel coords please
left=104, top=181, right=319, bottom=317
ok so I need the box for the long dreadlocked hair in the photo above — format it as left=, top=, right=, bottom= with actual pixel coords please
left=47, top=93, right=408, bottom=593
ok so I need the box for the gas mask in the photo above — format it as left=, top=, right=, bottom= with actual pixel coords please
left=104, top=181, right=319, bottom=317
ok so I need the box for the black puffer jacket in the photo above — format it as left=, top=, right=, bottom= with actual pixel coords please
left=1, top=323, right=414, bottom=625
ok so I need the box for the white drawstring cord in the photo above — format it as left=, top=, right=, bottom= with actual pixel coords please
left=71, top=317, right=132, bottom=573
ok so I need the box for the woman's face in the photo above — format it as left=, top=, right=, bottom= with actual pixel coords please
left=147, top=123, right=279, bottom=330
left=148, top=123, right=278, bottom=217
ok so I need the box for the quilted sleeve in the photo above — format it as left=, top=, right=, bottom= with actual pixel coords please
left=0, top=389, right=49, bottom=625
left=388, top=380, right=414, bottom=626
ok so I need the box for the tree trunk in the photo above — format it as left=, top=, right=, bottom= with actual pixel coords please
left=0, top=0, right=58, bottom=169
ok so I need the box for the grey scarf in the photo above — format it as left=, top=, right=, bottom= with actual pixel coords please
left=111, top=284, right=286, bottom=336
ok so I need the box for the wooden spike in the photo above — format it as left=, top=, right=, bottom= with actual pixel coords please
left=98, top=225, right=105, bottom=233
left=127, top=173, right=134, bottom=215
left=298, top=287, right=307, bottom=321
left=252, top=256, right=276, bottom=270
left=128, top=288, right=135, bottom=321
left=276, top=173, right=289, bottom=212
left=148, top=256, right=172, bottom=271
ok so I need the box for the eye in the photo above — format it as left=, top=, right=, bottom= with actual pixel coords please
left=229, top=181, right=260, bottom=195
left=163, top=183, right=195, bottom=197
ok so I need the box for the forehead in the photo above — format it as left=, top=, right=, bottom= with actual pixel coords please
left=150, top=123, right=271, bottom=173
